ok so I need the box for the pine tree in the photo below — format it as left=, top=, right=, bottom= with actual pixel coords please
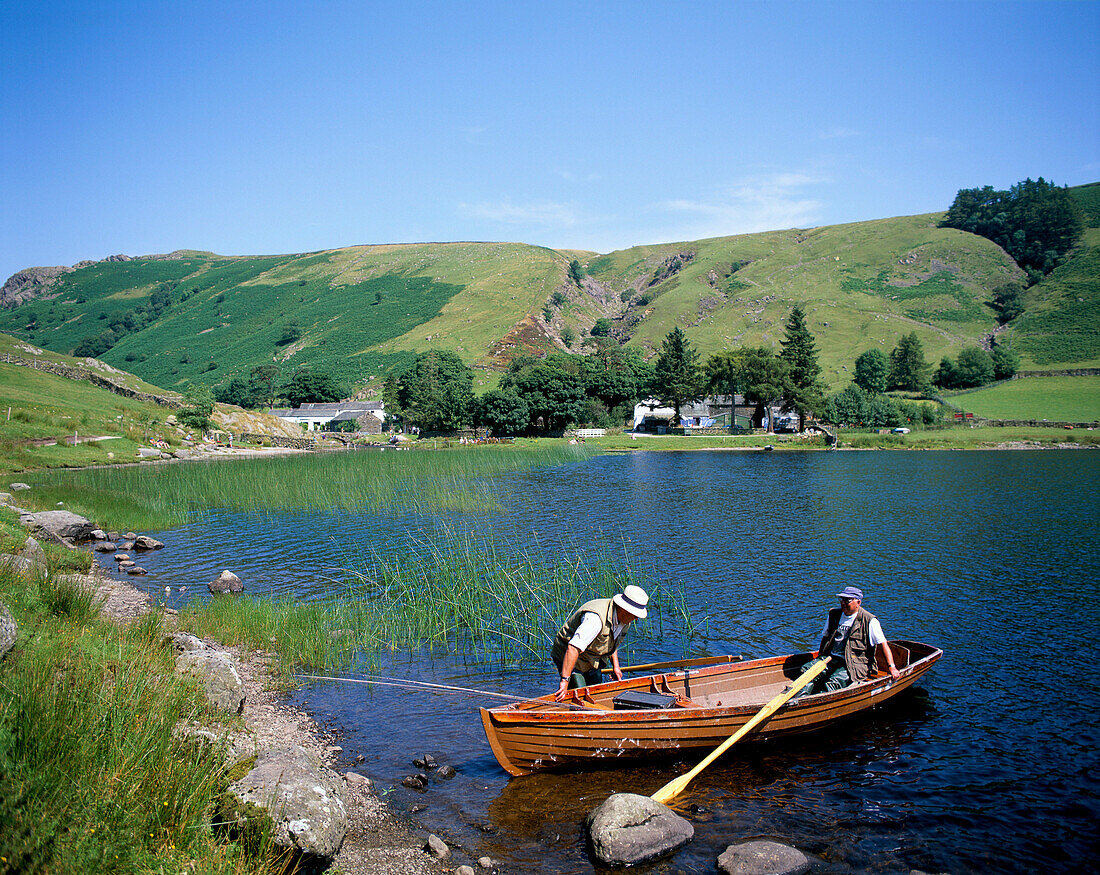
left=654, top=327, right=705, bottom=426
left=888, top=332, right=931, bottom=392
left=779, top=305, right=825, bottom=430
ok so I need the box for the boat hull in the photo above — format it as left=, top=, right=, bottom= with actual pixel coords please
left=481, top=640, right=942, bottom=776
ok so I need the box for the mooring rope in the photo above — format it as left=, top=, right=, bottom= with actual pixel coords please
left=293, top=672, right=533, bottom=703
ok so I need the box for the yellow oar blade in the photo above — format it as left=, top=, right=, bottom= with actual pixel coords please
left=651, top=658, right=831, bottom=806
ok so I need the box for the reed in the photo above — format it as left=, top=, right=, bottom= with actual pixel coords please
left=0, top=565, right=285, bottom=874
left=24, top=443, right=597, bottom=530
left=181, top=525, right=700, bottom=674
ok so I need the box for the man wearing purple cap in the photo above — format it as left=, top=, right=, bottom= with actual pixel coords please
left=795, top=585, right=901, bottom=697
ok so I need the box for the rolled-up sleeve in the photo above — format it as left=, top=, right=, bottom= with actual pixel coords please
left=569, top=612, right=603, bottom=652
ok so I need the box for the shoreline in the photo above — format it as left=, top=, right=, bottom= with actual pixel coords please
left=85, top=562, right=448, bottom=875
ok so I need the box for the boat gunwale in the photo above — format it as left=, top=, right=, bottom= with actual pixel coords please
left=483, top=640, right=942, bottom=726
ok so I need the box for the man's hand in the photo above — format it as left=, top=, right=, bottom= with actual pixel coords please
left=554, top=676, right=570, bottom=701
left=889, top=665, right=901, bottom=680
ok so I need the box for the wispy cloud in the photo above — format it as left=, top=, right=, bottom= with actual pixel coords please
left=457, top=199, right=581, bottom=228
left=655, top=171, right=826, bottom=238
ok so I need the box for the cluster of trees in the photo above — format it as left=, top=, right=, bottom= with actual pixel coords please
left=940, top=177, right=1083, bottom=283
left=840, top=330, right=1020, bottom=411
left=384, top=346, right=656, bottom=435
left=214, top=365, right=344, bottom=409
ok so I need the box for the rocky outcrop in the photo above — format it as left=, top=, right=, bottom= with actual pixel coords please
left=717, top=839, right=810, bottom=875
left=19, top=509, right=97, bottom=544
left=223, top=745, right=348, bottom=861
left=0, top=266, right=73, bottom=308
left=585, top=792, right=694, bottom=866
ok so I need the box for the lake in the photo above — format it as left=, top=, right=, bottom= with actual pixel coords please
left=136, top=449, right=1100, bottom=874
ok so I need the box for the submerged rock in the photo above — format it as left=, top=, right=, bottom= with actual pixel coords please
left=586, top=792, right=694, bottom=866
left=717, top=839, right=809, bottom=875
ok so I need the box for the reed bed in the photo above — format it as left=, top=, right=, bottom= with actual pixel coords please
left=181, top=525, right=699, bottom=675
left=24, top=443, right=596, bottom=531
left=0, top=564, right=285, bottom=874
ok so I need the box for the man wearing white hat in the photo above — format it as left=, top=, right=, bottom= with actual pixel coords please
left=551, top=585, right=649, bottom=701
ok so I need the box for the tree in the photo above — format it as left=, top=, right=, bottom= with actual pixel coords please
left=276, top=322, right=302, bottom=346
left=178, top=384, right=215, bottom=433
left=888, top=332, right=931, bottom=392
left=568, top=259, right=585, bottom=287
left=956, top=347, right=994, bottom=387
left=583, top=345, right=641, bottom=412
left=560, top=326, right=576, bottom=348
left=991, top=344, right=1020, bottom=380
left=991, top=282, right=1024, bottom=324
left=853, top=348, right=889, bottom=394
left=500, top=353, right=587, bottom=433
left=779, top=304, right=825, bottom=430
left=590, top=317, right=612, bottom=337
left=382, top=372, right=402, bottom=424
left=653, top=327, right=705, bottom=426
left=940, top=178, right=1083, bottom=280
left=398, top=350, right=474, bottom=432
left=215, top=377, right=256, bottom=408
left=282, top=369, right=344, bottom=407
left=249, top=365, right=280, bottom=409
left=472, top=389, right=530, bottom=436
left=736, top=347, right=789, bottom=432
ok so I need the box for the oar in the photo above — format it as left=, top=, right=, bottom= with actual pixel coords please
left=651, top=657, right=831, bottom=805
left=603, top=654, right=743, bottom=675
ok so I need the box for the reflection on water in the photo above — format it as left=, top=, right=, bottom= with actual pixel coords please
left=136, top=450, right=1099, bottom=874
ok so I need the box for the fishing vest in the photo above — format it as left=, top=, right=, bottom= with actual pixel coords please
left=551, top=598, right=624, bottom=673
left=819, top=607, right=876, bottom=683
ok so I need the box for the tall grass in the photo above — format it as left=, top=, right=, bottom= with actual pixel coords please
left=24, top=443, right=597, bottom=531
left=181, top=525, right=699, bottom=675
left=0, top=564, right=285, bottom=874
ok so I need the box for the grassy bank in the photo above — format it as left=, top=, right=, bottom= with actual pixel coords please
left=16, top=442, right=597, bottom=531
left=0, top=521, right=285, bottom=874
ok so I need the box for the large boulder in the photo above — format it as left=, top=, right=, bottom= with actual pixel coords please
left=585, top=792, right=694, bottom=866
left=133, top=535, right=164, bottom=550
left=20, top=509, right=96, bottom=543
left=175, top=649, right=245, bottom=713
left=208, top=570, right=243, bottom=594
left=717, top=840, right=810, bottom=875
left=0, top=601, right=16, bottom=659
left=224, top=745, right=348, bottom=861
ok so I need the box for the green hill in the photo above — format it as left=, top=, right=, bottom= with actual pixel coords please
left=1, top=184, right=1096, bottom=395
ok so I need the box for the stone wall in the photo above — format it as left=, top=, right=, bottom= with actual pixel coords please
left=1, top=353, right=184, bottom=408
left=237, top=433, right=317, bottom=449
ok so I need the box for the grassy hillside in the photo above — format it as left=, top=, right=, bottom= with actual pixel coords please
left=942, top=375, right=1100, bottom=422
left=2, top=184, right=1096, bottom=395
left=585, top=212, right=1023, bottom=384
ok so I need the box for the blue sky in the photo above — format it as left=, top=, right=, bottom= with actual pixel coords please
left=1, top=0, right=1097, bottom=282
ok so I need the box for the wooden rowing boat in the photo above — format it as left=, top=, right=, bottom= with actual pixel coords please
left=481, top=640, right=942, bottom=776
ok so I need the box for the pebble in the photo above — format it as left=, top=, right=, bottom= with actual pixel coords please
left=424, top=834, right=449, bottom=860
left=478, top=857, right=494, bottom=869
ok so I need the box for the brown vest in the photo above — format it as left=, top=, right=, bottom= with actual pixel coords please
left=819, top=607, right=876, bottom=683
left=551, top=598, right=624, bottom=673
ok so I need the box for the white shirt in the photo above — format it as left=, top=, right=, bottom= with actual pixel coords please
left=569, top=611, right=626, bottom=652
left=818, top=612, right=887, bottom=652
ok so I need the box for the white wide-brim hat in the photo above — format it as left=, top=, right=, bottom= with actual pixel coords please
left=613, top=584, right=649, bottom=619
